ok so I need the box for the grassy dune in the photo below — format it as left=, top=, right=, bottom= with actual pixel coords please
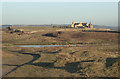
left=2, top=27, right=119, bottom=77
left=2, top=27, right=118, bottom=45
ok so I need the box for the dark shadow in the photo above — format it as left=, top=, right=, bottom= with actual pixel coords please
left=69, top=51, right=79, bottom=55
left=81, top=60, right=95, bottom=62
left=3, top=48, right=96, bottom=76
left=63, top=62, right=82, bottom=73
left=106, top=57, right=119, bottom=67
left=31, top=62, right=54, bottom=68
left=3, top=50, right=41, bottom=76
left=42, top=31, right=63, bottom=37
left=3, top=55, right=95, bottom=75
left=69, top=52, right=76, bottom=55
left=82, top=30, right=120, bottom=33
left=30, top=60, right=95, bottom=73
left=83, top=51, right=88, bottom=54
left=31, top=62, right=82, bottom=73
left=42, top=33, right=57, bottom=37
left=3, top=49, right=62, bottom=76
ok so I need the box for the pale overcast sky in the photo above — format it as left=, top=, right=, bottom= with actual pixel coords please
left=2, top=1, right=119, bottom=26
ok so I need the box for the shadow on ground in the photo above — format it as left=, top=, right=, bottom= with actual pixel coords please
left=32, top=60, right=95, bottom=73
left=105, top=57, right=119, bottom=67
left=3, top=49, right=119, bottom=77
left=3, top=48, right=95, bottom=76
left=2, top=49, right=62, bottom=76
left=42, top=31, right=63, bottom=37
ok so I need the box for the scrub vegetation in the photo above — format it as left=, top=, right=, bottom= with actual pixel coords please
left=2, top=26, right=119, bottom=77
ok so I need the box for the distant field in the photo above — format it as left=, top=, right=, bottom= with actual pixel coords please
left=2, top=26, right=119, bottom=45
left=2, top=26, right=119, bottom=77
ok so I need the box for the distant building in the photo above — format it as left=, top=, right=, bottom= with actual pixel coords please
left=72, top=21, right=93, bottom=28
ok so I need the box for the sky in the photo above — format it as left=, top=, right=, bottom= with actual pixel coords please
left=2, top=2, right=118, bottom=26
left=1, top=0, right=119, bottom=2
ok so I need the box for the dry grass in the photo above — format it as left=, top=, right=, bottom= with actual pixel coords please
left=2, top=27, right=118, bottom=45
left=2, top=44, right=119, bottom=77
left=2, top=27, right=119, bottom=77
